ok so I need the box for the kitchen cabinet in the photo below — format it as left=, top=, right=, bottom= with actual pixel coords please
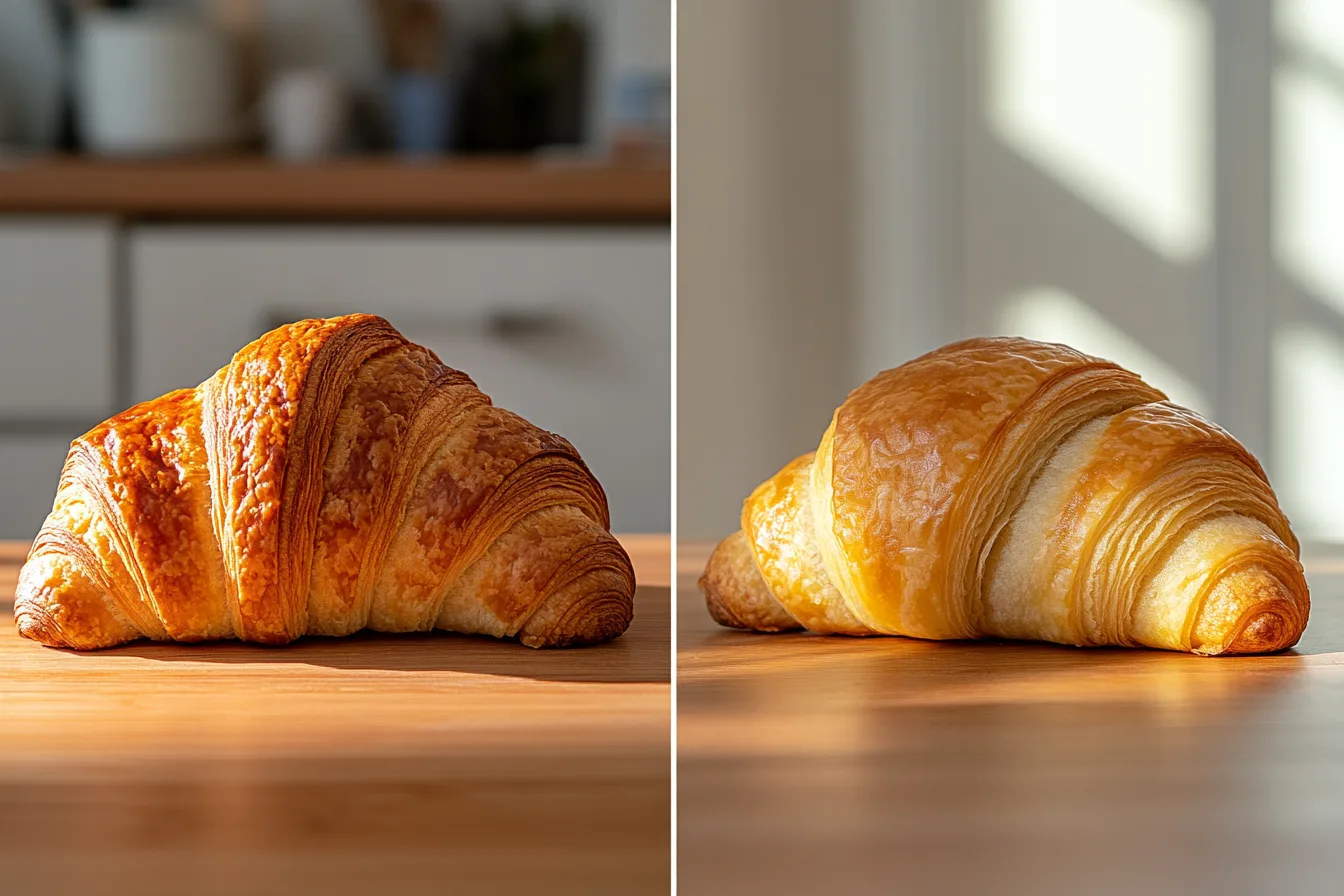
left=131, top=225, right=670, bottom=533
left=0, top=219, right=115, bottom=540
left=0, top=219, right=114, bottom=416
left=0, top=206, right=669, bottom=539
left=0, top=434, right=80, bottom=542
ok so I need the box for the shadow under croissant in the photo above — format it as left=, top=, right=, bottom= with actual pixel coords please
left=44, top=586, right=671, bottom=685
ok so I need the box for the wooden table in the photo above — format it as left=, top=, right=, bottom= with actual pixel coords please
left=677, top=541, right=1344, bottom=895
left=0, top=537, right=670, bottom=896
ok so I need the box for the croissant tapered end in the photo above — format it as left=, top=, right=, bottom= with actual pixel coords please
left=518, top=589, right=634, bottom=648
left=1225, top=611, right=1297, bottom=655
left=1191, top=566, right=1309, bottom=656
left=13, top=602, right=61, bottom=648
left=14, top=553, right=139, bottom=651
left=699, top=531, right=802, bottom=633
left=516, top=553, right=636, bottom=648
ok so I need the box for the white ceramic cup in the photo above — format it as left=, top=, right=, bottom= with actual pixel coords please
left=262, top=69, right=346, bottom=162
left=77, top=11, right=236, bottom=156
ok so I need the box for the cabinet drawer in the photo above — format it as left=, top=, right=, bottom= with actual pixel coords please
left=0, top=219, right=114, bottom=416
left=0, top=435, right=76, bottom=540
left=130, top=226, right=670, bottom=532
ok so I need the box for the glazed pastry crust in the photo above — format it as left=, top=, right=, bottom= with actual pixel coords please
left=703, top=337, right=1309, bottom=656
left=16, top=314, right=633, bottom=650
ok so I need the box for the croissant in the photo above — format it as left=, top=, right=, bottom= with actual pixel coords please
left=16, top=313, right=634, bottom=650
left=701, top=337, right=1309, bottom=655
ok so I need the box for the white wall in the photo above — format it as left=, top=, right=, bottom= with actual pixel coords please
left=679, top=0, right=1344, bottom=547
left=677, top=0, right=856, bottom=539
left=851, top=0, right=957, bottom=378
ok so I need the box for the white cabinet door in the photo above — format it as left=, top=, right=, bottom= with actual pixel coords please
left=0, top=218, right=114, bottom=417
left=0, top=434, right=76, bottom=540
left=130, top=226, right=670, bottom=533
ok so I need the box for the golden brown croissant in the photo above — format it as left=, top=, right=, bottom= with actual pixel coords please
left=701, top=337, right=1309, bottom=655
left=16, top=314, right=634, bottom=650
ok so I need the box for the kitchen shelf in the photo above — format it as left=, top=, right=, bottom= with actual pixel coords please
left=0, top=156, right=671, bottom=222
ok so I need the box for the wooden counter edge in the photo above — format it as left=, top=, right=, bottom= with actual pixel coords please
left=0, top=158, right=671, bottom=222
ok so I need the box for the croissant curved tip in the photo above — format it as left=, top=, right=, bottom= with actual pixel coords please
left=14, top=610, right=53, bottom=646
left=1192, top=565, right=1307, bottom=656
left=14, top=604, right=70, bottom=649
left=517, top=589, right=633, bottom=648
left=1216, top=609, right=1302, bottom=656
left=700, top=530, right=803, bottom=633
left=701, top=574, right=751, bottom=630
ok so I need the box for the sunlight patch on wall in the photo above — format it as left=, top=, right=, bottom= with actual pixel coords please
left=987, top=0, right=1209, bottom=261
left=1279, top=0, right=1344, bottom=69
left=1000, top=287, right=1210, bottom=414
left=1275, top=67, right=1344, bottom=317
left=1272, top=326, right=1344, bottom=541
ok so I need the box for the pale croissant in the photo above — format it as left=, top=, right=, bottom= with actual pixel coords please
left=16, top=314, right=634, bottom=650
left=701, top=337, right=1309, bottom=655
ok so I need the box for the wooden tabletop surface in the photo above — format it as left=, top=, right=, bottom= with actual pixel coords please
left=0, top=157, right=671, bottom=222
left=0, top=536, right=670, bottom=896
left=677, top=541, right=1344, bottom=895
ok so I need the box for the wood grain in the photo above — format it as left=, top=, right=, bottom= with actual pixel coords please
left=0, top=536, right=670, bottom=896
left=678, top=540, right=1344, bottom=895
left=0, top=157, right=671, bottom=222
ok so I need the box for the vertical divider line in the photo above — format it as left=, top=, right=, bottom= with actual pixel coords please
left=668, top=3, right=679, bottom=891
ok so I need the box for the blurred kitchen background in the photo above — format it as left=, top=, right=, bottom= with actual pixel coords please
left=680, top=0, right=1344, bottom=550
left=0, top=0, right=670, bottom=538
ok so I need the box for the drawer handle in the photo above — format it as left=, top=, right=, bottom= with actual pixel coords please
left=261, top=307, right=571, bottom=342
left=484, top=309, right=565, bottom=340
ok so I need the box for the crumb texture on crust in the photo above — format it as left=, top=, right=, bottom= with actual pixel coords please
left=703, top=336, right=1309, bottom=656
left=15, top=313, right=633, bottom=650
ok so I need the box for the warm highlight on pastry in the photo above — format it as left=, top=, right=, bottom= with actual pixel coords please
left=701, top=337, right=1309, bottom=656
left=16, top=314, right=634, bottom=650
